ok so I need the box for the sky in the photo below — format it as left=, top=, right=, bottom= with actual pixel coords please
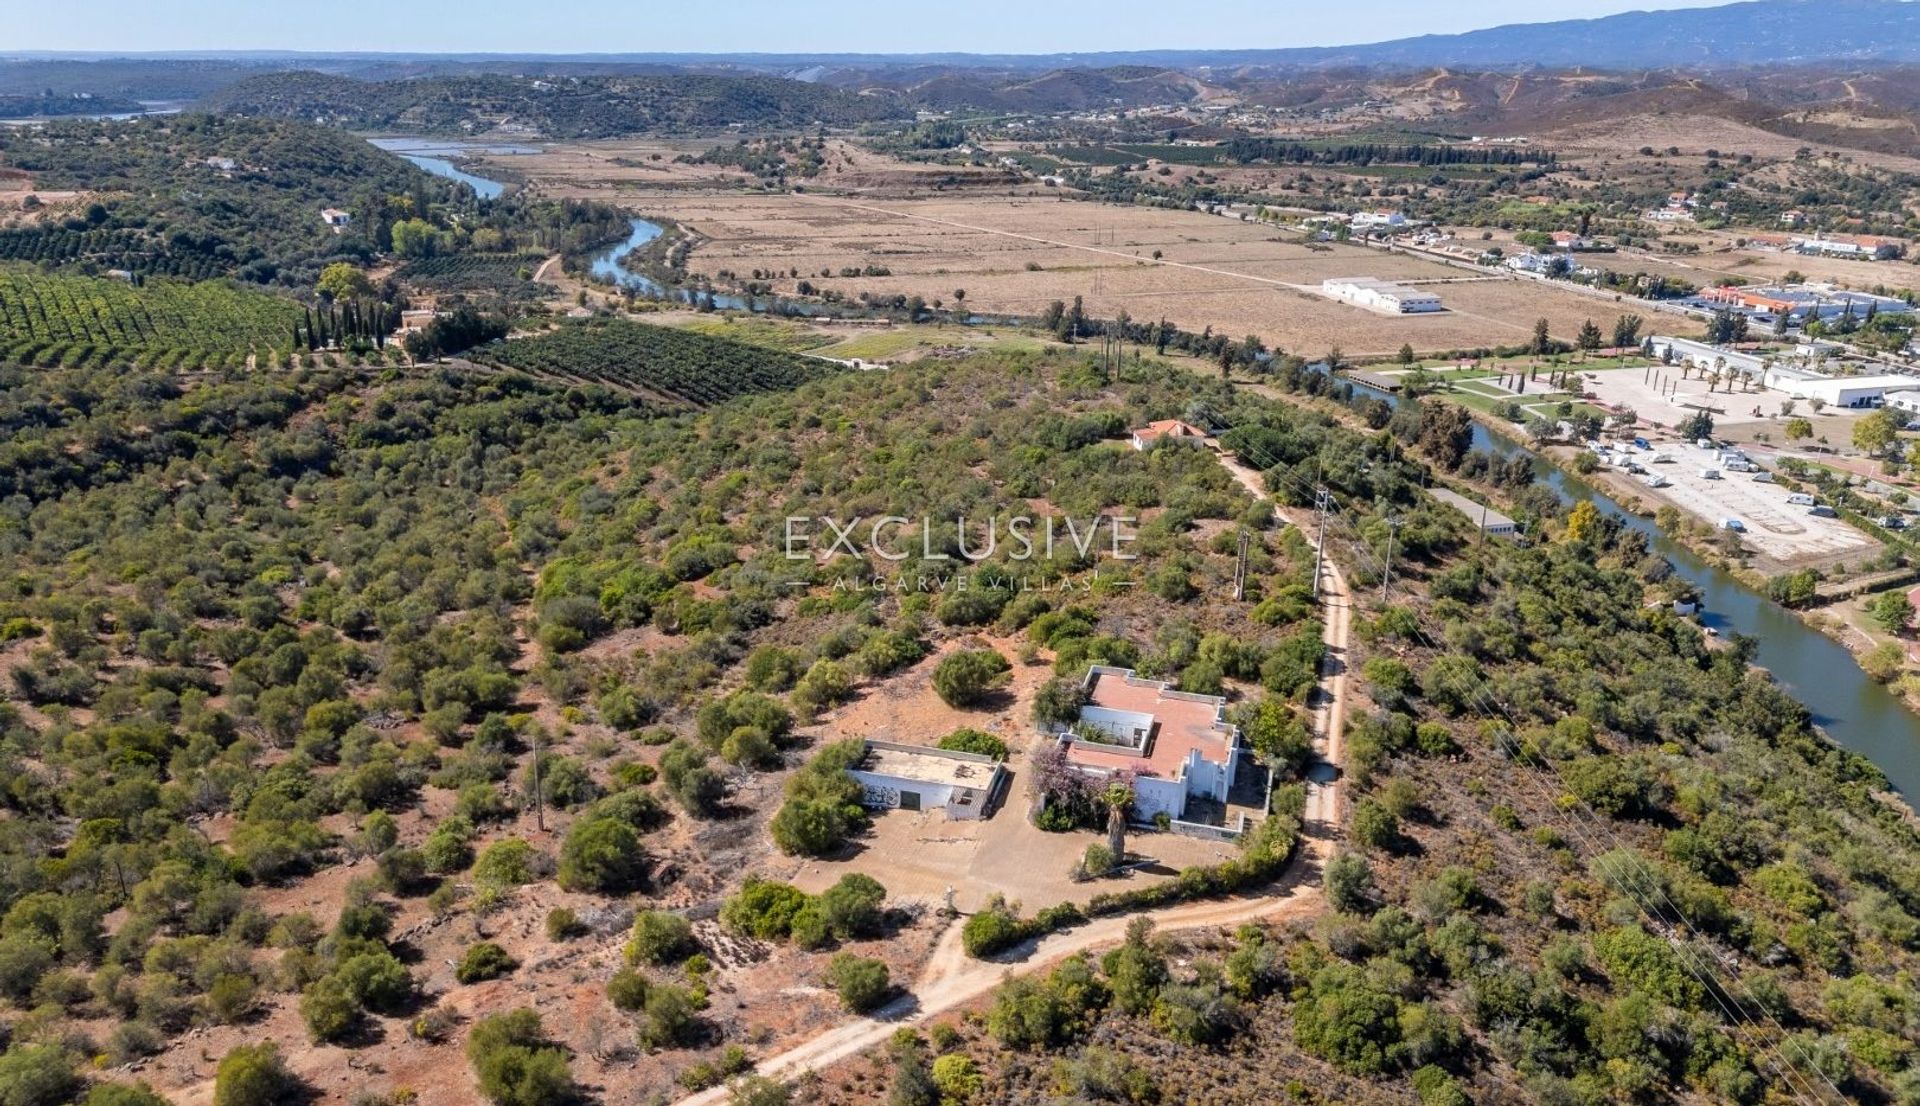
left=16, top=0, right=1737, bottom=55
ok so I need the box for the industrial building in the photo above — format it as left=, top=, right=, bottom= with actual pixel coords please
left=1321, top=278, right=1444, bottom=314
left=1647, top=336, right=1765, bottom=378
left=1429, top=487, right=1517, bottom=536
left=1764, top=365, right=1920, bottom=408
left=1648, top=336, right=1918, bottom=408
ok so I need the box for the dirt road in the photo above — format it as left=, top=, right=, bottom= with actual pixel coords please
left=673, top=442, right=1352, bottom=1106
left=1211, top=443, right=1350, bottom=832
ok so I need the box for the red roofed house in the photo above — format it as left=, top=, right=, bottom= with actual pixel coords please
left=1056, top=666, right=1248, bottom=823
left=1130, top=420, right=1208, bottom=450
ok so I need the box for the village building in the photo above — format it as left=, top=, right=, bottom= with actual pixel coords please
left=1349, top=210, right=1408, bottom=231
left=1129, top=419, right=1209, bottom=450
left=1702, top=286, right=1801, bottom=315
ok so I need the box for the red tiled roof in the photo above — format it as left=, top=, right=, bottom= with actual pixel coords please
left=1065, top=669, right=1232, bottom=780
left=1132, top=419, right=1206, bottom=442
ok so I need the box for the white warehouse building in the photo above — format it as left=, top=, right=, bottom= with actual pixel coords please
left=1647, top=336, right=1765, bottom=378
left=1764, top=363, right=1919, bottom=408
left=1321, top=278, right=1444, bottom=315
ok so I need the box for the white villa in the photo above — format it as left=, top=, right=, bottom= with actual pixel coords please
left=1056, top=666, right=1248, bottom=824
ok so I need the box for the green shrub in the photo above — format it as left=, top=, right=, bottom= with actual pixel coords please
left=932, top=649, right=1012, bottom=707
left=300, top=975, right=358, bottom=1042
left=0, top=1043, right=78, bottom=1106
left=81, top=1084, right=171, bottom=1106
left=961, top=897, right=1041, bottom=958
left=930, top=1054, right=983, bottom=1101
left=627, top=911, right=696, bottom=965
left=213, top=1043, right=301, bottom=1106
left=557, top=818, right=646, bottom=893
left=467, top=1010, right=577, bottom=1106
left=722, top=879, right=811, bottom=940
left=473, top=839, right=540, bottom=887
left=456, top=942, right=518, bottom=984
left=826, top=953, right=892, bottom=1013
left=816, top=874, right=888, bottom=941
left=770, top=739, right=869, bottom=856
left=637, top=983, right=702, bottom=1049
left=935, top=728, right=1009, bottom=759
left=545, top=908, right=585, bottom=942
left=607, top=967, right=650, bottom=1012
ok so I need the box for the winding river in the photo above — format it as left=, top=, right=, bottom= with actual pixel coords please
left=391, top=137, right=1920, bottom=795
left=368, top=137, right=533, bottom=201
left=1348, top=376, right=1920, bottom=796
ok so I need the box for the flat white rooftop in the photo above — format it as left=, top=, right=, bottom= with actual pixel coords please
left=856, top=740, right=1002, bottom=790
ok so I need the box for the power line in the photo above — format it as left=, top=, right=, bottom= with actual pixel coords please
left=1195, top=400, right=1843, bottom=1105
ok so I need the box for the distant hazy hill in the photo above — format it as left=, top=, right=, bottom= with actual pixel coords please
left=197, top=71, right=911, bottom=136
left=1221, top=0, right=1920, bottom=70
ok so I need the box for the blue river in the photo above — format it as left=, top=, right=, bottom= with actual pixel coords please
left=1345, top=375, right=1920, bottom=796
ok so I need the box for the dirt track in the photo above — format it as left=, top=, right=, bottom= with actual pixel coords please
left=672, top=442, right=1352, bottom=1105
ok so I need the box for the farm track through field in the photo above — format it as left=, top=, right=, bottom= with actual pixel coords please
left=672, top=440, right=1351, bottom=1105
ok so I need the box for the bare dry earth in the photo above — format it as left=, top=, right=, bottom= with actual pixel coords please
left=599, top=190, right=1628, bottom=357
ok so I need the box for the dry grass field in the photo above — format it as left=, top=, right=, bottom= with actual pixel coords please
left=1547, top=112, right=1920, bottom=175
left=606, top=191, right=1637, bottom=357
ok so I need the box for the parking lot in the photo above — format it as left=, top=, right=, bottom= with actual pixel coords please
left=1582, top=366, right=1789, bottom=430
left=1623, top=441, right=1874, bottom=562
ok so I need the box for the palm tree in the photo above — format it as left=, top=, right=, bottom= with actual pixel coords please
left=1102, top=781, right=1134, bottom=862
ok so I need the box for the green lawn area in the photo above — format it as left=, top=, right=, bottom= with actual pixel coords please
left=813, top=325, right=1055, bottom=361
left=671, top=316, right=836, bottom=353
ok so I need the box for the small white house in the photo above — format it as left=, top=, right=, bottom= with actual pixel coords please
left=320, top=208, right=352, bottom=231
left=1130, top=419, right=1208, bottom=450
left=1349, top=210, right=1407, bottom=232
left=848, top=740, right=1006, bottom=821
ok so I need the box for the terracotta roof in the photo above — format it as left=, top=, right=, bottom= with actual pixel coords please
left=1065, top=668, right=1234, bottom=780
left=1131, top=419, right=1207, bottom=442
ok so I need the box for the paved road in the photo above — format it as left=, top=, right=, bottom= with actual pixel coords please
left=671, top=442, right=1353, bottom=1105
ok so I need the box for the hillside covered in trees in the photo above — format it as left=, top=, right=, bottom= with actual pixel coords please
left=0, top=332, right=1915, bottom=1106
left=197, top=71, right=912, bottom=137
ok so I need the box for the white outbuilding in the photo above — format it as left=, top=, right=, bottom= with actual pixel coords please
left=1321, top=278, right=1444, bottom=315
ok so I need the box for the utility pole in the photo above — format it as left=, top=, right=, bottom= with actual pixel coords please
left=1312, top=486, right=1332, bottom=600
left=1233, top=529, right=1250, bottom=601
left=530, top=726, right=545, bottom=833
left=1380, top=515, right=1401, bottom=603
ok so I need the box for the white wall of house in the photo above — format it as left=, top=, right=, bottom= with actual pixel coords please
left=1077, top=706, right=1155, bottom=745
left=851, top=772, right=951, bottom=815
left=1131, top=776, right=1187, bottom=821
left=1180, top=747, right=1228, bottom=802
